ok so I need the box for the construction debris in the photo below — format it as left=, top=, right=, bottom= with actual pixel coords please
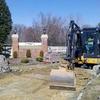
left=0, top=55, right=11, bottom=73
left=44, top=52, right=60, bottom=63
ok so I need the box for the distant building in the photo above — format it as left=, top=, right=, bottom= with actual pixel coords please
left=11, top=33, right=48, bottom=58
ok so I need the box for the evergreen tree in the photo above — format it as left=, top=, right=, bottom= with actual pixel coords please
left=0, top=0, right=12, bottom=53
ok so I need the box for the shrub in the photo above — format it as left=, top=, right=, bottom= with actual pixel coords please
left=21, top=58, right=29, bottom=63
left=13, top=51, right=18, bottom=58
left=40, top=50, right=44, bottom=57
left=36, top=56, right=43, bottom=62
left=26, top=49, right=31, bottom=58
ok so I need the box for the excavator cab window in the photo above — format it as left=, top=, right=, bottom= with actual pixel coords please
left=82, top=28, right=97, bottom=56
left=82, top=28, right=100, bottom=57
left=84, top=35, right=94, bottom=54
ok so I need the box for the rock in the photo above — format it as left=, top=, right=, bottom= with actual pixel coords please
left=0, top=55, right=10, bottom=73
left=44, top=52, right=60, bottom=63
left=93, top=65, right=100, bottom=75
left=97, top=96, right=100, bottom=100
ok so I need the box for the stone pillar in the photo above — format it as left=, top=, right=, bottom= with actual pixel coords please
left=12, top=34, right=19, bottom=58
left=41, top=34, right=48, bottom=53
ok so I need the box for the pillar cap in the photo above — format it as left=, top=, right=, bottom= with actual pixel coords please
left=41, top=34, right=48, bottom=39
left=12, top=34, right=18, bottom=38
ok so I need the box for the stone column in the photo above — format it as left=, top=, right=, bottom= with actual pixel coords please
left=41, top=34, right=48, bottom=53
left=12, top=34, right=19, bottom=58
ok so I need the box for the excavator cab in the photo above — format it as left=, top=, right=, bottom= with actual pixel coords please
left=79, top=28, right=100, bottom=67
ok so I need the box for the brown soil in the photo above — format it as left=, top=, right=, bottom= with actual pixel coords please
left=0, top=63, right=92, bottom=100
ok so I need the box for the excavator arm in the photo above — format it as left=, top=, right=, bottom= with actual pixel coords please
left=49, top=20, right=80, bottom=89
left=66, top=20, right=82, bottom=69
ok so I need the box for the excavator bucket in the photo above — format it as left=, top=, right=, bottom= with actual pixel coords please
left=50, top=67, right=76, bottom=90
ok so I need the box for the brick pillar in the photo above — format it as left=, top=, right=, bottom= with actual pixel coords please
left=41, top=34, right=48, bottom=53
left=12, top=34, right=19, bottom=58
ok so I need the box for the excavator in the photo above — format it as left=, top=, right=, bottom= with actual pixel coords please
left=50, top=20, right=100, bottom=89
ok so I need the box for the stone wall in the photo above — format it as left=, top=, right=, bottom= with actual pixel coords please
left=11, top=33, right=48, bottom=58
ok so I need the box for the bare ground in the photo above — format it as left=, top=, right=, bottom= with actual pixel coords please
left=0, top=63, right=92, bottom=100
left=81, top=75, right=100, bottom=100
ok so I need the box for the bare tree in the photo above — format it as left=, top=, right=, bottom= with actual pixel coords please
left=97, top=23, right=100, bottom=27
left=32, top=13, right=67, bottom=46
left=82, top=24, right=91, bottom=28
left=32, top=22, right=41, bottom=42
left=11, top=24, right=26, bottom=42
left=9, top=13, right=82, bottom=46
left=24, top=27, right=34, bottom=42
